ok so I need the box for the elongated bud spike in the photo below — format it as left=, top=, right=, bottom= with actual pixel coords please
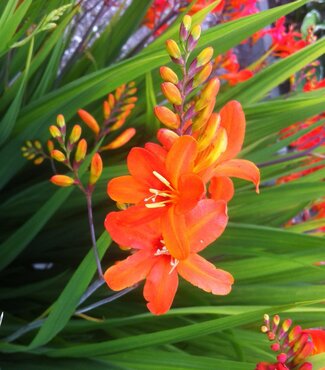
left=161, top=82, right=182, bottom=105
left=51, top=175, right=75, bottom=187
left=57, top=114, right=65, bottom=128
left=157, top=128, right=179, bottom=150
left=160, top=66, right=179, bottom=84
left=197, top=47, right=214, bottom=67
left=100, top=128, right=136, bottom=151
left=51, top=149, right=66, bottom=162
left=49, top=125, right=61, bottom=138
left=75, top=138, right=87, bottom=162
left=103, top=101, right=111, bottom=119
left=78, top=109, right=100, bottom=135
left=69, top=124, right=82, bottom=144
left=89, top=153, right=103, bottom=186
left=154, top=106, right=180, bottom=129
left=166, top=39, right=182, bottom=60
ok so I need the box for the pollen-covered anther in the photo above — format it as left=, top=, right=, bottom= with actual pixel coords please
left=154, top=246, right=169, bottom=256
left=169, top=258, right=179, bottom=274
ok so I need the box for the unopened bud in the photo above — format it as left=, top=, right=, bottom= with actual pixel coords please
left=166, top=39, right=182, bottom=60
left=78, top=109, right=100, bottom=135
left=196, top=47, right=214, bottom=67
left=125, top=96, right=138, bottom=104
left=161, top=82, right=182, bottom=105
left=50, top=175, right=75, bottom=187
left=69, top=125, right=82, bottom=144
left=103, top=101, right=111, bottom=119
left=57, top=114, right=65, bottom=128
left=34, top=140, right=42, bottom=150
left=108, top=93, right=115, bottom=108
left=89, top=153, right=103, bottom=186
left=160, top=66, right=179, bottom=84
left=187, top=24, right=201, bottom=52
left=75, top=138, right=87, bottom=162
left=127, top=87, right=137, bottom=95
left=270, top=343, right=280, bottom=352
left=157, top=128, right=179, bottom=150
left=49, top=125, right=61, bottom=138
left=197, top=113, right=220, bottom=151
left=277, top=353, right=287, bottom=363
left=51, top=149, right=66, bottom=162
left=154, top=106, right=180, bottom=129
left=100, top=128, right=136, bottom=151
left=34, top=157, right=44, bottom=165
left=180, top=15, right=191, bottom=41
left=193, top=62, right=212, bottom=87
left=47, top=140, right=54, bottom=152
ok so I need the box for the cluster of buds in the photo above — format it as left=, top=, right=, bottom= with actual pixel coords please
left=47, top=114, right=102, bottom=193
left=155, top=15, right=217, bottom=136
left=78, top=82, right=137, bottom=151
left=256, top=314, right=325, bottom=370
left=21, top=139, right=54, bottom=165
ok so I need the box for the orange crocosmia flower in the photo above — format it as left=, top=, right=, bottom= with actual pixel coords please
left=104, top=199, right=233, bottom=315
left=107, top=135, right=205, bottom=260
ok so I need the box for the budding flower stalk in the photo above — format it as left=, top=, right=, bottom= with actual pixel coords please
left=75, top=138, right=87, bottom=163
left=161, top=82, right=182, bottom=105
left=89, top=153, right=103, bottom=186
left=154, top=106, right=180, bottom=129
left=78, top=109, right=100, bottom=135
left=50, top=175, right=74, bottom=187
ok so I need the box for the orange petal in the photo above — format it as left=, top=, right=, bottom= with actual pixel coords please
left=176, top=173, right=205, bottom=214
left=161, top=208, right=189, bottom=260
left=127, top=147, right=167, bottom=188
left=107, top=176, right=148, bottom=204
left=157, top=128, right=179, bottom=150
left=144, top=142, right=168, bottom=163
left=166, top=135, right=198, bottom=188
left=214, top=159, right=260, bottom=192
left=209, top=176, right=234, bottom=202
left=143, top=255, right=178, bottom=315
left=302, top=329, right=325, bottom=355
left=100, top=128, right=136, bottom=150
left=114, top=205, right=165, bottom=226
left=177, top=253, right=234, bottom=295
left=218, top=100, right=245, bottom=162
left=105, top=211, right=161, bottom=250
left=186, top=199, right=228, bottom=253
left=104, top=249, right=155, bottom=291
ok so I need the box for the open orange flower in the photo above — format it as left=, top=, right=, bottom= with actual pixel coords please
left=107, top=135, right=206, bottom=260
left=104, top=199, right=233, bottom=315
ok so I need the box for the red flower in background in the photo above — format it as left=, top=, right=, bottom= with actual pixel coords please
left=104, top=199, right=233, bottom=315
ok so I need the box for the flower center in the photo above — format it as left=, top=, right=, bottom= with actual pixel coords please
left=144, top=171, right=176, bottom=208
left=154, top=240, right=179, bottom=274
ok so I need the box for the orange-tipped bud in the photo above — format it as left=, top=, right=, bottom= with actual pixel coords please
left=34, top=157, right=44, bottom=165
left=50, top=175, right=75, bottom=187
left=193, top=62, right=212, bottom=87
left=51, top=149, right=66, bottom=162
left=200, top=77, right=220, bottom=103
left=69, top=124, right=82, bottom=144
left=160, top=66, right=179, bottom=84
left=103, top=101, right=111, bottom=119
left=161, top=82, right=182, bottom=105
left=196, top=47, right=214, bottom=67
left=166, top=39, right=181, bottom=59
left=121, top=103, right=135, bottom=112
left=100, top=128, right=136, bottom=150
left=89, top=153, right=103, bottom=185
left=111, top=118, right=126, bottom=131
left=47, top=140, right=54, bottom=152
left=125, top=97, right=138, bottom=104
left=108, top=93, right=115, bottom=108
left=75, top=138, right=87, bottom=162
left=157, top=128, right=179, bottom=150
left=182, top=15, right=192, bottom=31
left=127, top=87, right=137, bottom=95
left=128, top=81, right=136, bottom=88
left=193, top=98, right=216, bottom=130
left=154, top=106, right=180, bottom=129
left=49, top=125, right=61, bottom=138
left=78, top=109, right=100, bottom=135
left=190, top=24, right=201, bottom=41
left=115, top=84, right=126, bottom=100
left=56, top=114, right=65, bottom=128
left=34, top=140, right=42, bottom=150
left=197, top=113, right=220, bottom=151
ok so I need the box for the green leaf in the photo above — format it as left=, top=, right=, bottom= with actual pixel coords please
left=145, top=72, right=158, bottom=135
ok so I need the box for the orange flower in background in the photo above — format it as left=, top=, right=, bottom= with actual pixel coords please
left=107, top=135, right=205, bottom=260
left=104, top=199, right=233, bottom=315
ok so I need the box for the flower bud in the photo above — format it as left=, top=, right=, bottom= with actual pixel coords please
left=69, top=124, right=82, bottom=144
left=277, top=353, right=287, bottom=363
left=103, top=101, right=111, bottom=119
left=115, top=84, right=126, bottom=100
left=161, top=82, right=182, bottom=105
left=160, top=66, right=179, bottom=84
left=111, top=118, right=126, bottom=131
left=125, top=96, right=138, bottom=104
left=187, top=24, right=201, bottom=52
left=89, top=153, right=103, bottom=186
left=166, top=39, right=182, bottom=59
left=127, top=87, right=137, bottom=95
left=47, top=140, right=54, bottom=152
left=49, top=125, right=61, bottom=138
left=180, top=15, right=191, bottom=41
left=50, top=175, right=75, bottom=187
left=51, top=149, right=66, bottom=162
left=34, top=140, right=42, bottom=150
left=26, top=140, right=32, bottom=147
left=75, top=138, right=87, bottom=162
left=157, top=128, right=179, bottom=150
left=100, top=128, right=136, bottom=150
left=78, top=109, right=100, bottom=135
left=108, top=93, right=115, bottom=108
left=193, top=62, right=212, bottom=87
left=197, top=47, right=214, bottom=67
left=154, top=106, right=180, bottom=129
left=56, top=114, right=65, bottom=128
left=197, top=113, right=220, bottom=152
left=34, top=157, right=44, bottom=165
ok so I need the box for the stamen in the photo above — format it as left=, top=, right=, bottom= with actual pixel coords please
left=169, top=258, right=179, bottom=274
left=155, top=246, right=169, bottom=256
left=145, top=199, right=174, bottom=208
left=152, top=171, right=174, bottom=191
